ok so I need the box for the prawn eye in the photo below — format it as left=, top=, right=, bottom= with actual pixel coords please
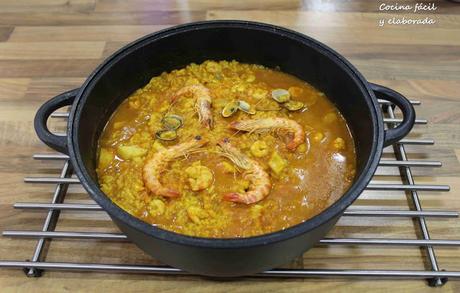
left=195, top=135, right=202, bottom=141
left=222, top=137, right=230, bottom=143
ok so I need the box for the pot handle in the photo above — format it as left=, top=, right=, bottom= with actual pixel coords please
left=370, top=83, right=416, bottom=147
left=34, top=88, right=79, bottom=155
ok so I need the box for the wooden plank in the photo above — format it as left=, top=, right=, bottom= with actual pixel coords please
left=0, top=0, right=459, bottom=291
left=95, top=0, right=302, bottom=12
left=9, top=25, right=170, bottom=42
left=299, top=0, right=460, bottom=14
left=292, top=26, right=460, bottom=46
left=206, top=12, right=460, bottom=46
left=205, top=10, right=460, bottom=50
left=207, top=10, right=460, bottom=29
left=334, top=44, right=460, bottom=64
left=0, top=41, right=105, bottom=60
left=0, top=107, right=40, bottom=122
left=0, top=27, right=14, bottom=42
left=0, top=0, right=96, bottom=13
left=94, top=0, right=460, bottom=14
left=0, top=59, right=100, bottom=78
left=370, top=79, right=460, bottom=103
left=24, top=77, right=84, bottom=99
left=0, top=274, right=441, bottom=292
left=0, top=77, right=83, bottom=121
left=350, top=57, right=459, bottom=80
left=102, top=41, right=128, bottom=58
left=0, top=78, right=29, bottom=100
left=0, top=11, right=206, bottom=26
left=0, top=121, right=39, bottom=146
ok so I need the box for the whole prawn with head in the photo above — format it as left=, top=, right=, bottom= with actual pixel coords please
left=229, top=117, right=305, bottom=151
left=171, top=83, right=213, bottom=129
left=143, top=136, right=207, bottom=198
left=217, top=138, right=271, bottom=205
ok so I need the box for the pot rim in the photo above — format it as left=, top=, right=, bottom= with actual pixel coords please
left=68, top=20, right=384, bottom=248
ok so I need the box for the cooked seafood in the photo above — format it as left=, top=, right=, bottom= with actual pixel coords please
left=229, top=118, right=306, bottom=151
left=97, top=60, right=356, bottom=238
left=218, top=138, right=271, bottom=204
left=171, top=84, right=213, bottom=129
left=142, top=136, right=207, bottom=197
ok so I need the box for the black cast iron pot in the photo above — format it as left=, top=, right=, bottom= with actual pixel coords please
left=34, top=21, right=415, bottom=277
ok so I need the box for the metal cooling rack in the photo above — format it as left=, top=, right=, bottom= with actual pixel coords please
left=1, top=99, right=459, bottom=287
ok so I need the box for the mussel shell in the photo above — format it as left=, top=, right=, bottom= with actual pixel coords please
left=283, top=100, right=305, bottom=111
left=271, top=89, right=290, bottom=103
left=222, top=101, right=239, bottom=117
left=161, top=114, right=183, bottom=130
left=155, top=129, right=177, bottom=141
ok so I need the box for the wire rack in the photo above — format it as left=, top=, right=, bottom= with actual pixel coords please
left=1, top=99, right=459, bottom=287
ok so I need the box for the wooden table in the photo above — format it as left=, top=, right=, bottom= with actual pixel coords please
left=0, top=0, right=459, bottom=291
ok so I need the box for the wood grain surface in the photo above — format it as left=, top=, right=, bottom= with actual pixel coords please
left=0, top=0, right=459, bottom=292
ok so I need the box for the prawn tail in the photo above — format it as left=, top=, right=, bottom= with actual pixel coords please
left=171, top=93, right=185, bottom=105
left=160, top=188, right=181, bottom=198
left=202, top=118, right=213, bottom=129
left=223, top=192, right=247, bottom=203
left=286, top=140, right=298, bottom=151
left=286, top=131, right=305, bottom=151
left=171, top=86, right=191, bottom=103
left=228, top=121, right=241, bottom=130
left=197, top=108, right=213, bottom=129
left=170, top=91, right=182, bottom=103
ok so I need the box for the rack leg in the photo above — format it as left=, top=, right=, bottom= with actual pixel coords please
left=386, top=106, right=447, bottom=287
left=24, top=161, right=73, bottom=277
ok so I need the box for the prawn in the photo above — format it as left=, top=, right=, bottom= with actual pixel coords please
left=143, top=136, right=207, bottom=198
left=217, top=138, right=271, bottom=204
left=171, top=84, right=213, bottom=129
left=229, top=118, right=305, bottom=151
